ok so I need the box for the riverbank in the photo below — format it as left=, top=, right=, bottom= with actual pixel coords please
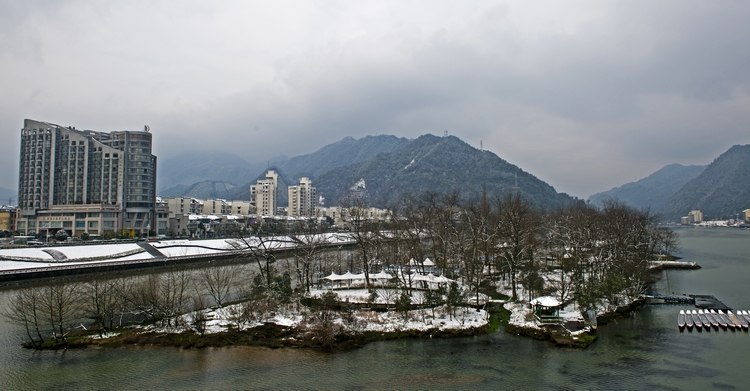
left=27, top=321, right=489, bottom=351
left=499, top=296, right=646, bottom=349
left=22, top=302, right=491, bottom=351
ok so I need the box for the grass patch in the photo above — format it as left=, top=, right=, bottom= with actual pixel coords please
left=553, top=332, right=597, bottom=348
left=487, top=306, right=511, bottom=332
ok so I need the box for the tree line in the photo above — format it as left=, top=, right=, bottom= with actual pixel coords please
left=3, top=190, right=676, bottom=346
left=339, top=190, right=676, bottom=314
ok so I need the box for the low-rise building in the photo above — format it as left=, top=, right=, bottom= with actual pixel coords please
left=318, top=206, right=391, bottom=228
left=0, top=206, right=16, bottom=232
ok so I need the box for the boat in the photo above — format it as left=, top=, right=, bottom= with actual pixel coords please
left=741, top=310, right=750, bottom=326
left=685, top=310, right=694, bottom=330
left=698, top=310, right=712, bottom=331
left=711, top=310, right=728, bottom=329
left=717, top=310, right=734, bottom=329
left=678, top=310, right=686, bottom=330
left=727, top=311, right=746, bottom=329
left=703, top=309, right=720, bottom=330
left=740, top=310, right=750, bottom=323
left=737, top=311, right=749, bottom=330
left=692, top=310, right=703, bottom=330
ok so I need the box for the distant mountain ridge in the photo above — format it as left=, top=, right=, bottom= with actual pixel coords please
left=0, top=187, right=16, bottom=206
left=158, top=135, right=412, bottom=202
left=278, top=135, right=411, bottom=180
left=314, top=134, right=576, bottom=209
left=660, top=145, right=750, bottom=220
left=588, top=164, right=706, bottom=210
left=157, top=134, right=577, bottom=211
left=157, top=150, right=263, bottom=193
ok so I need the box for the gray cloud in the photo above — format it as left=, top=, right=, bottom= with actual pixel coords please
left=2, top=1, right=749, bottom=198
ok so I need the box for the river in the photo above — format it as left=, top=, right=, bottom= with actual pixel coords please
left=1, top=227, right=748, bottom=390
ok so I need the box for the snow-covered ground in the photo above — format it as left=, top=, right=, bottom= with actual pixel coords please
left=0, top=233, right=356, bottom=272
left=497, top=284, right=587, bottom=332
left=0, top=243, right=152, bottom=271
left=0, top=243, right=143, bottom=262
left=144, top=301, right=488, bottom=337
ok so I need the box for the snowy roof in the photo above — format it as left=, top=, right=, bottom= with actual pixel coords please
left=370, top=271, right=392, bottom=280
left=530, top=296, right=561, bottom=307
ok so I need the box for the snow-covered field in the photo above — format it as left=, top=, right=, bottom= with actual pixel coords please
left=0, top=243, right=152, bottom=271
left=0, top=233, right=356, bottom=272
left=144, top=301, right=488, bottom=337
left=496, top=284, right=588, bottom=332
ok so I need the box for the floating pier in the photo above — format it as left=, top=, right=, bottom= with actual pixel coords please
left=692, top=295, right=732, bottom=312
left=645, top=293, right=732, bottom=311
left=644, top=293, right=695, bottom=304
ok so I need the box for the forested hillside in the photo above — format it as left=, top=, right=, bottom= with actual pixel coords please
left=314, top=134, right=577, bottom=209
left=588, top=164, right=705, bottom=210
left=660, top=145, right=750, bottom=220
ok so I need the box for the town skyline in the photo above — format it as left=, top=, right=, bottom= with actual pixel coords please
left=2, top=1, right=750, bottom=198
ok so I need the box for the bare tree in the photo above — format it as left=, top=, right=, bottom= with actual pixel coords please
left=82, top=279, right=122, bottom=334
left=40, top=282, right=82, bottom=343
left=341, top=198, right=385, bottom=291
left=229, top=220, right=282, bottom=287
left=161, top=267, right=193, bottom=326
left=495, top=192, right=539, bottom=302
left=288, top=217, right=328, bottom=292
left=198, top=263, right=239, bottom=307
left=4, top=288, right=46, bottom=348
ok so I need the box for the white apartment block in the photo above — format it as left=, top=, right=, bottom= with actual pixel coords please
left=250, top=170, right=278, bottom=216
left=688, top=210, right=703, bottom=223
left=162, top=197, right=253, bottom=217
left=288, top=177, right=316, bottom=217
left=318, top=206, right=390, bottom=227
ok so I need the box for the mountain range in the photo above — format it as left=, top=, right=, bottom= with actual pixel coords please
left=157, top=134, right=578, bottom=210
left=314, top=134, right=575, bottom=209
left=588, top=164, right=706, bottom=211
left=158, top=132, right=750, bottom=220
left=659, top=145, right=750, bottom=220
left=588, top=144, right=750, bottom=221
left=0, top=187, right=16, bottom=206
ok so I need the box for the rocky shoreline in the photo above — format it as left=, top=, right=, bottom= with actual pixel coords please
left=24, top=321, right=490, bottom=351
left=502, top=298, right=645, bottom=349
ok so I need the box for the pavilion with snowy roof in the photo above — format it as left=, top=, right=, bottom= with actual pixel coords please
left=530, top=296, right=563, bottom=324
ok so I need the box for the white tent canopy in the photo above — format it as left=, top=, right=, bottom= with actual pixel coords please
left=370, top=271, right=393, bottom=280
left=408, top=258, right=437, bottom=267
left=323, top=272, right=345, bottom=281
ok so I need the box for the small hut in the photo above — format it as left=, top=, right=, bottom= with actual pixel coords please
left=530, top=296, right=562, bottom=324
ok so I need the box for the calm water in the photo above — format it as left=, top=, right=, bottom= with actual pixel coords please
left=1, top=228, right=749, bottom=390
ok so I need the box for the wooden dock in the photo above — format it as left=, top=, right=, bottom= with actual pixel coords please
left=692, top=295, right=732, bottom=311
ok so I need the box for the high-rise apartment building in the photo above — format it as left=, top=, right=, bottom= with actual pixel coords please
left=250, top=170, right=278, bottom=216
left=16, top=119, right=157, bottom=237
left=288, top=177, right=316, bottom=217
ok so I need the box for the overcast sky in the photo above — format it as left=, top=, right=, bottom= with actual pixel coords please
left=2, top=0, right=749, bottom=198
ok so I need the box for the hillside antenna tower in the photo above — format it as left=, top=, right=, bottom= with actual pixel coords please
left=444, top=130, right=448, bottom=137
left=480, top=140, right=483, bottom=151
